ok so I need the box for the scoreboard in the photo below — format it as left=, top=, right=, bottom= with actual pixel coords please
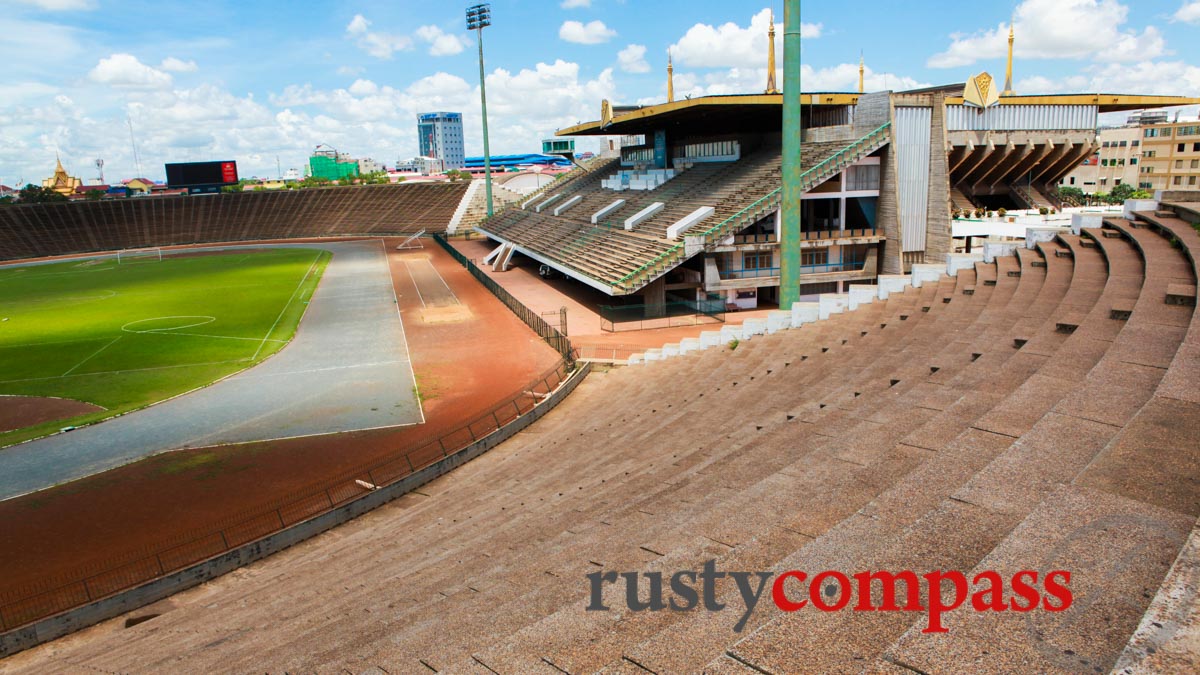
left=165, top=161, right=239, bottom=189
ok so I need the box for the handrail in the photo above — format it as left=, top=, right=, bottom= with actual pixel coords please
left=613, top=122, right=891, bottom=291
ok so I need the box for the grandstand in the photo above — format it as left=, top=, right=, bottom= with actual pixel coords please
left=476, top=88, right=1199, bottom=314
left=6, top=196, right=1195, bottom=672
left=0, top=182, right=468, bottom=261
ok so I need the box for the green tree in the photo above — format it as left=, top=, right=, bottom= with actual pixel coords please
left=0, top=195, right=14, bottom=206
left=17, top=184, right=68, bottom=203
left=1109, top=183, right=1137, bottom=202
left=1057, top=186, right=1084, bottom=206
left=84, top=189, right=105, bottom=201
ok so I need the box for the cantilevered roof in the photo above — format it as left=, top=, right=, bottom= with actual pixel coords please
left=556, top=93, right=861, bottom=137
left=558, top=91, right=1200, bottom=137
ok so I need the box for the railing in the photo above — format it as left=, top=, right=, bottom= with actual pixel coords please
left=434, top=233, right=575, bottom=364
left=801, top=227, right=879, bottom=240
left=598, top=297, right=726, bottom=332
left=0, top=358, right=577, bottom=633
left=613, top=122, right=891, bottom=293
left=718, top=260, right=868, bottom=280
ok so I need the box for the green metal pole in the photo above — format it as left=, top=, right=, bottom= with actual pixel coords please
left=780, top=0, right=803, bottom=307
left=477, top=26, right=495, bottom=217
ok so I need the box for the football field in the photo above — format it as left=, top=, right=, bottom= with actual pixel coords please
left=0, top=248, right=330, bottom=446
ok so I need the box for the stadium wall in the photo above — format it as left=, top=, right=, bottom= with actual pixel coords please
left=0, top=182, right=469, bottom=261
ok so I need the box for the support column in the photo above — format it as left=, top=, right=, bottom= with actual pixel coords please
left=779, top=0, right=803, bottom=306
left=642, top=276, right=666, bottom=317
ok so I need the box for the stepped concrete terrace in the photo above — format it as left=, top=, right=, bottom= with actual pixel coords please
left=3, top=205, right=1196, bottom=673
left=0, top=182, right=468, bottom=261
left=477, top=141, right=855, bottom=294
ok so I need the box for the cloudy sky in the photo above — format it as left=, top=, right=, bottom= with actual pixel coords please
left=2, top=0, right=1199, bottom=185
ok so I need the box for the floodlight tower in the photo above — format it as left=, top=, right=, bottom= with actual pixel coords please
left=466, top=3, right=495, bottom=218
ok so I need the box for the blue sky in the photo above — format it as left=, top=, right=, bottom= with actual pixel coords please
left=2, top=0, right=1199, bottom=185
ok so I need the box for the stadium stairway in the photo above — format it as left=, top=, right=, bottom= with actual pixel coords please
left=4, top=210, right=1197, bottom=673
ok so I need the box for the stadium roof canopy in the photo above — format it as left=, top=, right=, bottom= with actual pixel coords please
left=557, top=90, right=1200, bottom=137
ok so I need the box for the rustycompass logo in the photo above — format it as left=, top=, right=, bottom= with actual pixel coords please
left=587, top=560, right=1073, bottom=632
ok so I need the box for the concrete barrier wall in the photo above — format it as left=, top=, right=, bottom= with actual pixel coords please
left=0, top=363, right=591, bottom=658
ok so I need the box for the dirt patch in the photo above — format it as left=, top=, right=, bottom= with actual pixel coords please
left=0, top=238, right=563, bottom=596
left=0, top=396, right=104, bottom=434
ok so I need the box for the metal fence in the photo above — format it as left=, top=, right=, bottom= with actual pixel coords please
left=433, top=233, right=575, bottom=363
left=0, top=359, right=575, bottom=633
left=598, top=296, right=726, bottom=332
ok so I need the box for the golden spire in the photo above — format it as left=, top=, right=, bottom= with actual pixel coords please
left=765, top=12, right=779, bottom=94
left=858, top=52, right=865, bottom=94
left=1002, top=13, right=1015, bottom=96
left=667, top=49, right=675, bottom=102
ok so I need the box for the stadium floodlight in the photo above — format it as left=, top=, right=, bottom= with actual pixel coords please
left=466, top=3, right=495, bottom=217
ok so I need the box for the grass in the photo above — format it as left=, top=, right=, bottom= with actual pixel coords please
left=0, top=248, right=330, bottom=446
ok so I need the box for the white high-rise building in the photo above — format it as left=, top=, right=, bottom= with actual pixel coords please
left=417, top=112, right=465, bottom=169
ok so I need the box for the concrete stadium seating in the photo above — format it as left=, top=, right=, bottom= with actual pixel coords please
left=0, top=182, right=468, bottom=260
left=5, top=205, right=1197, bottom=672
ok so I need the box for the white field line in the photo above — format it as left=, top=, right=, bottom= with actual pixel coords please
left=137, top=330, right=287, bottom=343
left=405, top=260, right=427, bottom=308
left=229, top=359, right=413, bottom=379
left=385, top=239, right=426, bottom=424
left=61, top=336, right=122, bottom=376
left=252, top=251, right=323, bottom=361
left=0, top=359, right=252, bottom=385
left=417, top=258, right=461, bottom=305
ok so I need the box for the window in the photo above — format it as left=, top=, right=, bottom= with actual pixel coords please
left=1102, top=141, right=1111, bottom=148
left=1179, top=143, right=1186, bottom=152
left=1100, top=178, right=1108, bottom=185
left=1193, top=160, right=1200, bottom=169
left=1178, top=126, right=1200, bottom=137
left=1145, top=128, right=1160, bottom=138
left=1145, top=150, right=1157, bottom=158
left=1174, top=176, right=1184, bottom=185
left=743, top=252, right=772, bottom=270
left=1069, top=177, right=1076, bottom=185
left=801, top=249, right=829, bottom=266
left=1194, top=143, right=1200, bottom=152
left=1115, top=179, right=1123, bottom=185
left=1131, top=157, right=1138, bottom=165
left=1119, top=140, right=1128, bottom=147
left=1177, top=160, right=1185, bottom=169
left=1101, top=159, right=1109, bottom=166
left=1117, top=158, right=1125, bottom=166
left=1191, top=176, right=1198, bottom=186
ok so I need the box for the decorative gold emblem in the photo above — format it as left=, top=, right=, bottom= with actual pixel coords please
left=601, top=99, right=613, bottom=128
left=963, top=72, right=1000, bottom=109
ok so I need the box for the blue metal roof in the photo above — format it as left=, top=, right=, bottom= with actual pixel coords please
left=463, top=153, right=571, bottom=168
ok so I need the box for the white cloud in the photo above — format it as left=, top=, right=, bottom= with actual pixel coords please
left=1175, top=1, right=1200, bottom=23
left=337, top=65, right=364, bottom=77
left=345, top=14, right=412, bottom=59
left=88, top=54, right=173, bottom=88
left=159, top=57, right=198, bottom=73
left=1017, top=59, right=1200, bottom=96
left=670, top=8, right=820, bottom=70
left=12, top=0, right=96, bottom=9
left=415, top=25, right=471, bottom=56
left=561, top=0, right=591, bottom=8
left=617, top=44, right=650, bottom=73
left=347, top=79, right=378, bottom=96
left=559, top=20, right=616, bottom=45
left=928, top=0, right=1165, bottom=68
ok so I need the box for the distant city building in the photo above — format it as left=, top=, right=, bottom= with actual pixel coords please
left=308, top=145, right=359, bottom=181
left=542, top=138, right=575, bottom=156
left=395, top=156, right=445, bottom=175
left=1128, top=110, right=1169, bottom=126
left=283, top=168, right=302, bottom=181
left=123, top=178, right=156, bottom=194
left=357, top=158, right=384, bottom=175
left=1059, top=118, right=1200, bottom=195
left=42, top=157, right=82, bottom=196
left=417, top=112, right=465, bottom=169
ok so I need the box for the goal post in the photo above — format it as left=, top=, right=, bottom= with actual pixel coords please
left=116, top=247, right=163, bottom=264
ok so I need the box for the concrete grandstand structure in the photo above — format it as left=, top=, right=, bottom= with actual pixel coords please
left=4, top=194, right=1197, bottom=672
left=0, top=182, right=467, bottom=260
left=477, top=87, right=1199, bottom=312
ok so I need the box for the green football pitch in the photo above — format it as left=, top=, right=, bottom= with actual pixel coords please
left=0, top=248, right=330, bottom=446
